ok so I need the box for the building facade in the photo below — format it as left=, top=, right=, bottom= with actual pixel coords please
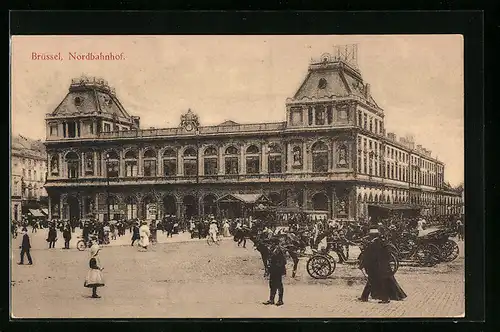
left=11, top=135, right=48, bottom=221
left=43, top=45, right=462, bottom=222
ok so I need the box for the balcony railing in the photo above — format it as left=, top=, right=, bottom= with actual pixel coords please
left=45, top=171, right=358, bottom=186
left=94, top=122, right=287, bottom=139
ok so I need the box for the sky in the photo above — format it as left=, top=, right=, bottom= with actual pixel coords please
left=11, top=35, right=464, bottom=186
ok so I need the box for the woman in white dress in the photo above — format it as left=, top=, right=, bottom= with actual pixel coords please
left=139, top=221, right=151, bottom=251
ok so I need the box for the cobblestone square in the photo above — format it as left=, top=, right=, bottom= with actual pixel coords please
left=11, top=229, right=464, bottom=318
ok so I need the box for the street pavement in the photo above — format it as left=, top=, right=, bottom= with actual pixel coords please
left=10, top=227, right=464, bottom=318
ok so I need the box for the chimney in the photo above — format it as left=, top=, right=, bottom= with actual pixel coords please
left=365, top=83, right=371, bottom=99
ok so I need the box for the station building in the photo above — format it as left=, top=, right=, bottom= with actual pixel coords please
left=43, top=45, right=463, bottom=222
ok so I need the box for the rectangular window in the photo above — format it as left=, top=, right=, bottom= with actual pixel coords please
left=363, top=139, right=367, bottom=150
left=184, top=160, right=197, bottom=176
left=369, top=118, right=373, bottom=132
left=67, top=122, right=76, bottom=138
left=163, top=160, right=177, bottom=177
left=204, top=159, right=218, bottom=175
left=358, top=111, right=362, bottom=127
left=143, top=160, right=157, bottom=177
left=225, top=157, right=239, bottom=175
left=327, top=106, right=333, bottom=124
left=363, top=114, right=367, bottom=130
left=380, top=121, right=384, bottom=134
left=246, top=156, right=260, bottom=174
left=269, top=155, right=282, bottom=174
left=375, top=120, right=378, bottom=134
left=308, top=107, right=313, bottom=126
left=369, top=141, right=372, bottom=150
left=104, top=123, right=111, bottom=132
left=290, top=109, right=303, bottom=126
left=106, top=161, right=119, bottom=178
left=315, top=107, right=325, bottom=125
left=50, top=124, right=58, bottom=136
left=125, top=161, right=138, bottom=177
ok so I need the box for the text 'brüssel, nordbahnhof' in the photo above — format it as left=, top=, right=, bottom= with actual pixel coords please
left=43, top=45, right=462, bottom=222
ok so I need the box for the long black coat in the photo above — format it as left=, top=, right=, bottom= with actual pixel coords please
left=360, top=238, right=407, bottom=301
left=48, top=228, right=57, bottom=241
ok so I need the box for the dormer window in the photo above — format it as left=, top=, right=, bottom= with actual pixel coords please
left=318, top=78, right=327, bottom=89
left=74, top=96, right=83, bottom=106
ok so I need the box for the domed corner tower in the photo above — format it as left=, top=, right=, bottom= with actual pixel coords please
left=44, top=76, right=140, bottom=141
left=285, top=44, right=383, bottom=129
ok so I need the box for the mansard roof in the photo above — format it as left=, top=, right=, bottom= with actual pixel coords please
left=50, top=76, right=132, bottom=121
left=292, top=59, right=379, bottom=108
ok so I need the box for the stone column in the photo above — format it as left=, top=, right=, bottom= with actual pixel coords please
left=328, top=141, right=334, bottom=172
left=240, top=146, right=246, bottom=174
left=177, top=149, right=183, bottom=176
left=119, top=150, right=125, bottom=177
left=218, top=146, right=224, bottom=175
left=302, top=141, right=307, bottom=172
left=157, top=152, right=162, bottom=176
left=198, top=147, right=203, bottom=176
left=59, top=153, right=64, bottom=179
left=93, top=151, right=98, bottom=177
left=138, top=147, right=144, bottom=176
left=81, top=152, right=85, bottom=178
left=261, top=144, right=267, bottom=174
left=287, top=143, right=292, bottom=172
left=311, top=106, right=316, bottom=125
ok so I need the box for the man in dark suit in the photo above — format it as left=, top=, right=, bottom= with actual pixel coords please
left=18, top=228, right=33, bottom=265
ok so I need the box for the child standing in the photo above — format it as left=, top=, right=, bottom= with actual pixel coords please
left=84, top=244, right=105, bottom=298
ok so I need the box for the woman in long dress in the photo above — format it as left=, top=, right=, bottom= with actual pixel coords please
left=139, top=221, right=151, bottom=251
left=84, top=243, right=105, bottom=298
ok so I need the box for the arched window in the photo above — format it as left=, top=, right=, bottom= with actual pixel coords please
left=65, top=152, right=80, bottom=179
left=225, top=146, right=239, bottom=175
left=104, top=151, right=119, bottom=178
left=312, top=141, right=328, bottom=173
left=268, top=144, right=282, bottom=173
left=163, top=148, right=177, bottom=177
left=203, top=146, right=218, bottom=175
left=246, top=145, right=260, bottom=174
left=143, top=149, right=157, bottom=177
left=124, top=150, right=138, bottom=177
left=183, top=147, right=197, bottom=176
left=50, top=155, right=59, bottom=176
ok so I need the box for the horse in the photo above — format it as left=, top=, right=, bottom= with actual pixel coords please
left=248, top=229, right=302, bottom=278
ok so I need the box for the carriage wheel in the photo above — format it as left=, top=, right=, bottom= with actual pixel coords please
left=441, top=240, right=459, bottom=262
left=306, top=255, right=332, bottom=279
left=76, top=240, right=86, bottom=251
left=415, top=243, right=441, bottom=267
left=389, top=252, right=399, bottom=274
left=325, top=254, right=337, bottom=273
left=206, top=237, right=213, bottom=246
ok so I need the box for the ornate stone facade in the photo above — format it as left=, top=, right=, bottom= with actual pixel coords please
left=43, top=48, right=462, bottom=221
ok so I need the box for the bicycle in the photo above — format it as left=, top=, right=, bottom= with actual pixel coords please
left=206, top=233, right=222, bottom=246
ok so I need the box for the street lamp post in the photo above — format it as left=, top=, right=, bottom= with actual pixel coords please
left=105, top=153, right=111, bottom=223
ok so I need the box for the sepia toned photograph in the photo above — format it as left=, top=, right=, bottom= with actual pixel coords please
left=10, top=35, right=464, bottom=318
